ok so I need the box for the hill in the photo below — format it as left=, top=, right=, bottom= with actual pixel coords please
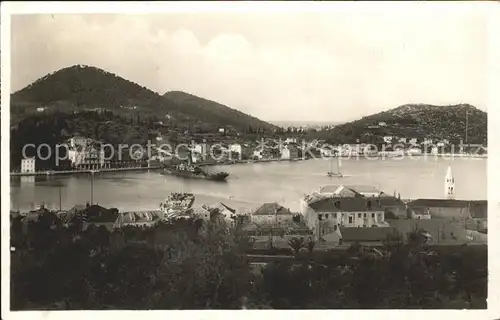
left=162, top=91, right=276, bottom=131
left=324, top=104, right=487, bottom=145
left=11, top=65, right=276, bottom=132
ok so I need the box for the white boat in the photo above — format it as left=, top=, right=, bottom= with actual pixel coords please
left=327, top=156, right=343, bottom=178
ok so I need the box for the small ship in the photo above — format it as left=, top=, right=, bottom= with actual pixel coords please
left=162, top=164, right=229, bottom=181
left=161, top=151, right=229, bottom=182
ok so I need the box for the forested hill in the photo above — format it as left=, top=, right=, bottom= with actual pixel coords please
left=10, top=65, right=276, bottom=132
left=324, top=104, right=487, bottom=145
left=163, top=91, right=276, bottom=131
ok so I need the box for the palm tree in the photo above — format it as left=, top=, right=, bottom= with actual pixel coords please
left=288, top=237, right=305, bottom=256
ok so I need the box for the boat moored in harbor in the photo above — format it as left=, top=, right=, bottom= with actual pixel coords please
left=162, top=164, right=229, bottom=181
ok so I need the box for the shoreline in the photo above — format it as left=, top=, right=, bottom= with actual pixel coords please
left=10, top=152, right=486, bottom=176
left=10, top=166, right=163, bottom=177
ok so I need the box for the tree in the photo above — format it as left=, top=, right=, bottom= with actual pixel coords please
left=288, top=237, right=305, bottom=256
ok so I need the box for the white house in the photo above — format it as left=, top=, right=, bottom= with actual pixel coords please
left=378, top=122, right=387, bottom=127
left=318, top=184, right=383, bottom=198
left=398, top=137, right=407, bottom=144
left=36, top=107, right=46, bottom=112
left=280, top=146, right=291, bottom=160
left=21, top=158, right=36, bottom=173
left=68, top=146, right=106, bottom=169
left=408, top=138, right=418, bottom=145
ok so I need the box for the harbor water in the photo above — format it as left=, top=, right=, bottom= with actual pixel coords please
left=10, top=157, right=487, bottom=213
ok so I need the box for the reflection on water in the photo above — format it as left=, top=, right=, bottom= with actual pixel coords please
left=11, top=157, right=486, bottom=213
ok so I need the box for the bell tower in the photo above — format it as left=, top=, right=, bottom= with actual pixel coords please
left=445, top=165, right=455, bottom=200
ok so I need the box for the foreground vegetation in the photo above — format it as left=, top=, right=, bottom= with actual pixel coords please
left=11, top=214, right=487, bottom=310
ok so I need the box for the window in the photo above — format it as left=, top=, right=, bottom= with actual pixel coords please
left=318, top=214, right=323, bottom=221
left=372, top=213, right=375, bottom=218
left=334, top=201, right=341, bottom=209
left=367, top=200, right=372, bottom=209
left=358, top=213, right=361, bottom=218
left=325, top=214, right=329, bottom=219
left=364, top=213, right=367, bottom=218
left=348, top=216, right=353, bottom=224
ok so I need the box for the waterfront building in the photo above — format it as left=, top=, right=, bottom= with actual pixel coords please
left=67, top=136, right=109, bottom=169
left=68, top=145, right=106, bottom=169
left=252, top=150, right=264, bottom=160
left=21, top=157, right=36, bottom=173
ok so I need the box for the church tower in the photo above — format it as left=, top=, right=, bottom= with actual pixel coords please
left=445, top=165, right=455, bottom=199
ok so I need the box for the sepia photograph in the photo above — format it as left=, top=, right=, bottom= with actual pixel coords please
left=2, top=1, right=496, bottom=315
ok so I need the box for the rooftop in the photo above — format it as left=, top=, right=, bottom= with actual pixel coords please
left=251, top=202, right=293, bottom=216
left=407, top=199, right=487, bottom=209
left=309, top=197, right=384, bottom=212
left=318, top=184, right=383, bottom=197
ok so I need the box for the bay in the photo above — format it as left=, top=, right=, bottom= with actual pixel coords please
left=10, top=157, right=487, bottom=213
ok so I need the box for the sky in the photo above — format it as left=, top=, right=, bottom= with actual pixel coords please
left=10, top=4, right=490, bottom=122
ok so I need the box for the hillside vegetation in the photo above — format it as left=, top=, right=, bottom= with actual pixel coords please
left=163, top=91, right=276, bottom=131
left=322, top=104, right=487, bottom=145
left=11, top=65, right=276, bottom=132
